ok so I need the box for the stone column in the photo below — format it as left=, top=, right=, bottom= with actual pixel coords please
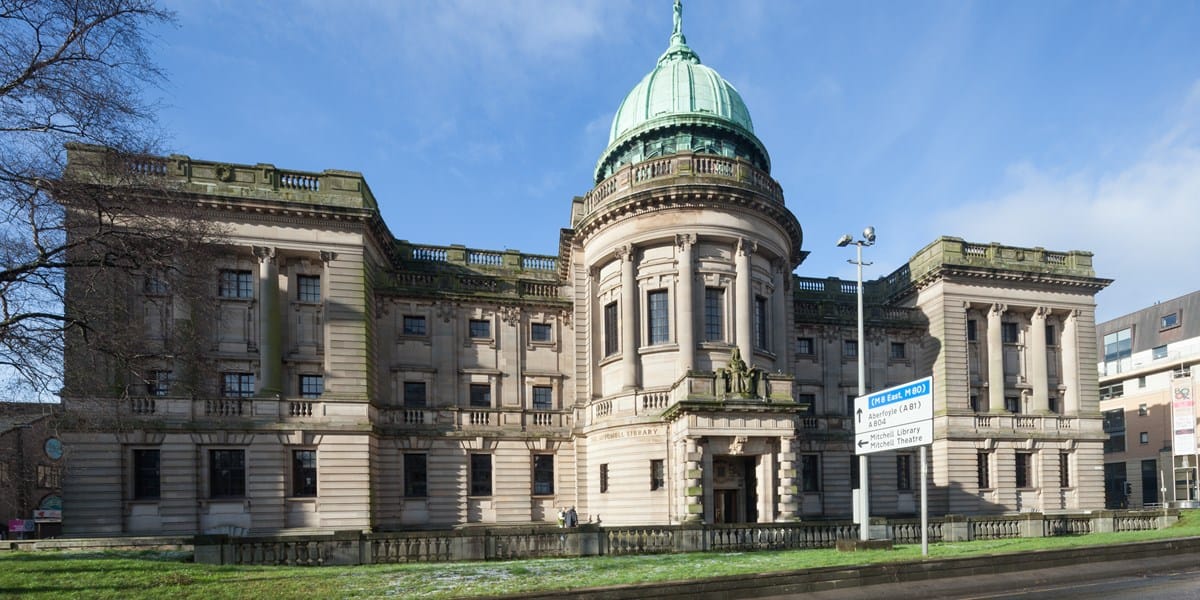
left=1030, top=307, right=1050, bottom=413
left=777, top=436, right=798, bottom=521
left=617, top=244, right=638, bottom=390
left=676, top=234, right=696, bottom=377
left=1061, top=310, right=1080, bottom=414
left=684, top=437, right=704, bottom=523
left=254, top=246, right=282, bottom=396
left=987, top=303, right=1006, bottom=413
left=772, top=261, right=788, bottom=371
left=735, top=238, right=756, bottom=365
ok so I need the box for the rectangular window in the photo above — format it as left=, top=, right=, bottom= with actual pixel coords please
left=403, top=315, right=427, bottom=336
left=132, top=449, right=161, bottom=500
left=1045, top=325, right=1056, bottom=345
left=221, top=373, right=254, bottom=398
left=604, top=301, right=619, bottom=356
left=1015, top=452, right=1033, bottom=488
left=533, top=454, right=555, bottom=495
left=1138, top=377, right=1147, bottom=389
left=1001, top=322, right=1019, bottom=344
left=403, top=382, right=427, bottom=407
left=1138, top=403, right=1148, bottom=416
left=532, top=385, right=553, bottom=410
left=753, top=295, right=768, bottom=350
left=209, top=449, right=245, bottom=498
left=146, top=370, right=172, bottom=397
left=970, top=394, right=980, bottom=412
left=1161, top=312, right=1179, bottom=330
left=218, top=269, right=253, bottom=299
left=846, top=394, right=857, bottom=416
left=1004, top=396, right=1020, bottom=414
left=296, top=274, right=321, bottom=302
left=977, top=451, right=991, bottom=489
left=896, top=454, right=913, bottom=491
left=1048, top=396, right=1060, bottom=414
left=1153, top=345, right=1168, bottom=360
left=1105, top=433, right=1126, bottom=454
left=1103, top=327, right=1133, bottom=375
left=704, top=287, right=724, bottom=342
left=470, top=454, right=492, bottom=496
left=292, top=449, right=317, bottom=497
left=650, top=459, right=665, bottom=491
left=966, top=319, right=977, bottom=341
left=648, top=289, right=669, bottom=345
left=890, top=342, right=906, bottom=360
left=843, top=339, right=858, bottom=358
left=1099, top=383, right=1125, bottom=400
left=600, top=463, right=609, bottom=493
left=1059, top=452, right=1071, bottom=488
left=403, top=453, right=427, bottom=497
left=299, top=374, right=323, bottom=399
left=798, top=393, right=816, bottom=415
left=469, top=383, right=491, bottom=408
left=36, top=465, right=62, bottom=489
left=1140, top=431, right=1149, bottom=445
left=531, top=322, right=552, bottom=342
left=796, top=337, right=814, bottom=356
left=801, top=454, right=820, bottom=492
left=469, top=319, right=491, bottom=339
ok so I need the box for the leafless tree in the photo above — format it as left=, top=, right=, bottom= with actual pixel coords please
left=0, top=0, right=201, bottom=399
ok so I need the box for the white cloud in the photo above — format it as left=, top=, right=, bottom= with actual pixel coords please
left=930, top=82, right=1200, bottom=321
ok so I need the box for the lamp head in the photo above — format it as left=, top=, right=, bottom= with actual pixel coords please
left=836, top=234, right=852, bottom=247
left=863, top=226, right=876, bottom=244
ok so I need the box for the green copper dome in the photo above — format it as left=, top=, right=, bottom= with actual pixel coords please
left=595, top=1, right=770, bottom=183
left=607, top=40, right=755, bottom=144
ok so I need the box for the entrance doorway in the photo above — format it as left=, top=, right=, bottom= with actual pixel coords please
left=711, top=456, right=758, bottom=523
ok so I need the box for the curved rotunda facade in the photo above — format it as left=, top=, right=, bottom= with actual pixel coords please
left=59, top=9, right=1110, bottom=535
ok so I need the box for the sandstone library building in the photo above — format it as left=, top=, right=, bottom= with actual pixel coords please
left=60, top=9, right=1112, bottom=536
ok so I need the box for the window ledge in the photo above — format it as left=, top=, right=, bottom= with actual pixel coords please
left=639, top=343, right=678, bottom=356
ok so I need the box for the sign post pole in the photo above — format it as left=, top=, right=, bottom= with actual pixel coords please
left=920, top=444, right=928, bottom=556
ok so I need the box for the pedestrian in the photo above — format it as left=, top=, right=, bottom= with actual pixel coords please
left=566, top=506, right=578, bottom=528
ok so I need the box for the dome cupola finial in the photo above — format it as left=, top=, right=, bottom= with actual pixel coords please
left=672, top=0, right=685, bottom=44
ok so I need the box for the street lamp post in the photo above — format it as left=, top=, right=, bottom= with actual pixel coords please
left=838, top=226, right=875, bottom=541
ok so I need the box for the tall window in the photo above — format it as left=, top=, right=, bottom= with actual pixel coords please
left=1059, top=452, right=1071, bottom=488
left=469, top=319, right=491, bottom=339
left=977, top=451, right=991, bottom=489
left=599, top=463, right=609, bottom=493
left=966, top=319, right=977, bottom=341
left=843, top=340, right=858, bottom=358
left=221, top=373, right=254, bottom=398
left=299, top=374, right=324, bottom=399
left=1103, top=327, right=1132, bottom=375
left=403, top=382, right=427, bottom=407
left=1001, top=322, right=1019, bottom=344
left=890, top=342, right=906, bottom=360
left=533, top=455, right=555, bottom=495
left=1045, top=325, right=1056, bottom=345
left=132, top=449, right=161, bottom=500
left=1004, top=396, right=1019, bottom=414
left=292, top=449, right=317, bottom=497
left=896, top=454, right=913, bottom=491
left=209, top=449, right=245, bottom=498
left=532, top=386, right=553, bottom=410
left=296, top=274, right=321, bottom=302
left=753, top=295, right=768, bottom=350
left=704, top=287, right=724, bottom=342
left=470, top=454, right=492, bottom=496
left=218, top=270, right=253, bottom=299
left=801, top=454, right=820, bottom=492
left=647, top=289, right=669, bottom=345
left=469, top=384, right=491, bottom=408
left=146, top=370, right=172, bottom=397
left=531, top=323, right=552, bottom=342
left=798, top=393, right=816, bottom=415
left=403, top=315, right=427, bottom=336
left=1103, top=408, right=1126, bottom=453
left=403, top=453, right=427, bottom=497
left=1015, top=452, right=1033, bottom=488
left=796, top=337, right=814, bottom=356
left=603, top=301, right=619, bottom=356
left=650, top=459, right=664, bottom=491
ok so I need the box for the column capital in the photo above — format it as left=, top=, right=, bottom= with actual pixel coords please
left=736, top=237, right=757, bottom=257
left=1032, top=306, right=1051, bottom=319
left=988, top=303, right=1007, bottom=317
left=252, top=245, right=276, bottom=263
left=675, top=233, right=696, bottom=251
left=319, top=250, right=337, bottom=264
left=614, top=243, right=635, bottom=262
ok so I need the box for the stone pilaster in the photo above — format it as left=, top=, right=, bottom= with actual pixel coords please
left=254, top=245, right=282, bottom=396
left=771, top=261, right=788, bottom=371
left=776, top=436, right=798, bottom=520
left=1061, top=310, right=1080, bottom=414
left=986, top=303, right=1006, bottom=412
left=684, top=437, right=704, bottom=523
left=734, top=238, right=755, bottom=366
left=617, top=244, right=638, bottom=390
left=676, top=234, right=695, bottom=377
left=1030, top=307, right=1050, bottom=413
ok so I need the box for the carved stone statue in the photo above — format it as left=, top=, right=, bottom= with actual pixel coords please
left=719, top=347, right=762, bottom=399
left=672, top=0, right=683, bottom=38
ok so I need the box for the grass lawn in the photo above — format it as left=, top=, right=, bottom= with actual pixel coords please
left=1, top=511, right=1197, bottom=599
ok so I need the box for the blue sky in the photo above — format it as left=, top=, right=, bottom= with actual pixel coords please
left=152, top=1, right=1200, bottom=323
